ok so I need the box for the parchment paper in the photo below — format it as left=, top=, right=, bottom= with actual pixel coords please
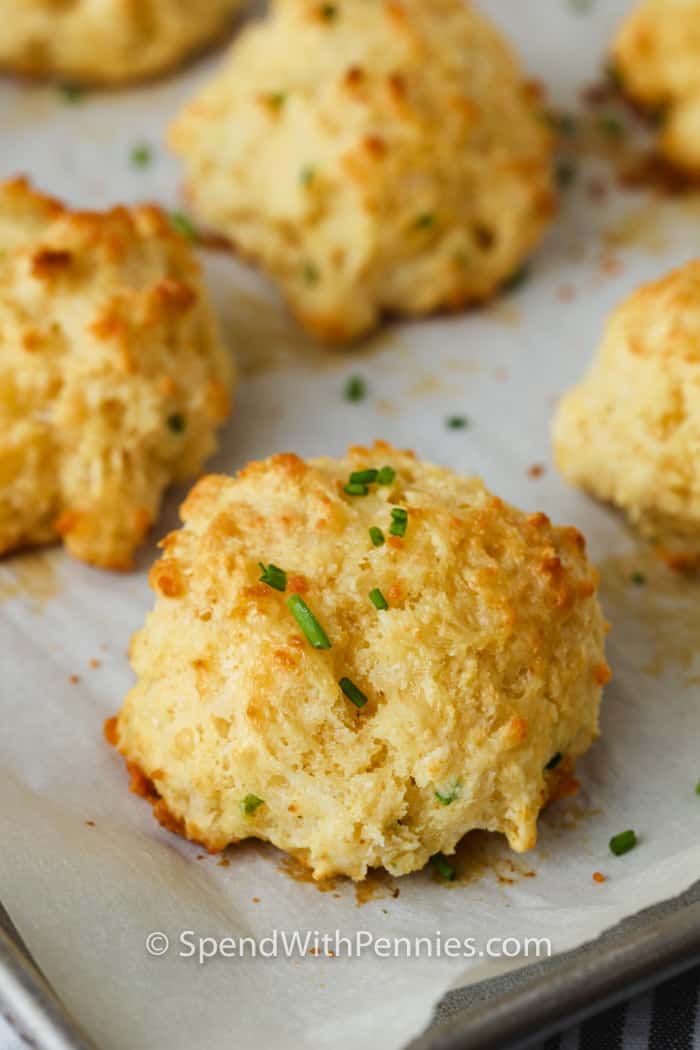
left=1, top=3, right=699, bottom=1048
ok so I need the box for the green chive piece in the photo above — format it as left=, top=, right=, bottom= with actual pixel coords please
left=630, top=571, right=646, bottom=585
left=390, top=507, right=408, bottom=538
left=609, top=829, right=637, bottom=856
left=169, top=211, right=195, bottom=240
left=339, top=676, right=368, bottom=708
left=599, top=114, right=625, bottom=140
left=59, top=82, right=84, bottom=104
left=350, top=469, right=378, bottom=485
left=431, top=852, right=456, bottom=881
left=258, top=562, right=287, bottom=592
left=344, top=375, right=366, bottom=402
left=369, top=526, right=385, bottom=547
left=287, top=594, right=331, bottom=649
left=545, top=752, right=562, bottom=771
left=415, top=212, right=435, bottom=230
left=446, top=415, right=469, bottom=430
left=376, top=466, right=396, bottom=485
left=369, top=588, right=388, bottom=610
left=241, top=794, right=265, bottom=816
left=695, top=778, right=700, bottom=796
left=130, top=144, right=152, bottom=169
left=302, top=261, right=320, bottom=285
left=435, top=783, right=460, bottom=806
left=556, top=160, right=577, bottom=189
left=344, top=482, right=369, bottom=496
left=320, top=2, right=337, bottom=19
left=504, top=265, right=530, bottom=292
left=167, top=413, right=186, bottom=434
left=300, top=165, right=316, bottom=187
left=268, top=91, right=286, bottom=109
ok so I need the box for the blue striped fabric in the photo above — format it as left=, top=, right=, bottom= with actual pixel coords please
left=542, top=966, right=700, bottom=1050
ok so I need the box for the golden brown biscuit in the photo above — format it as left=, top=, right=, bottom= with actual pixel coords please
left=0, top=0, right=244, bottom=85
left=0, top=178, right=234, bottom=570
left=169, top=0, right=555, bottom=343
left=553, top=260, right=700, bottom=569
left=613, top=0, right=700, bottom=175
left=110, top=442, right=607, bottom=880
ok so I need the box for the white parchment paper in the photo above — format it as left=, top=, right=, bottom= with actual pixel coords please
left=1, top=3, right=699, bottom=1048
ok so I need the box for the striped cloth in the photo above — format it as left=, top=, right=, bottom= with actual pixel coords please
left=541, top=966, right=700, bottom=1050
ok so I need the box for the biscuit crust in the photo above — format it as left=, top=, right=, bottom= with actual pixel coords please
left=111, top=442, right=607, bottom=880
left=613, top=0, right=700, bottom=176
left=0, top=178, right=234, bottom=570
left=169, top=0, right=555, bottom=343
left=553, top=260, right=700, bottom=568
left=0, top=0, right=244, bottom=85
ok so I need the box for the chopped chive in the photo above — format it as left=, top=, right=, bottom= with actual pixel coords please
left=287, top=594, right=331, bottom=649
left=545, top=752, right=562, bottom=771
left=598, top=114, right=625, bottom=140
left=431, top=852, right=456, bottom=881
left=376, top=465, right=396, bottom=485
left=369, top=587, right=388, bottom=610
left=320, top=2, right=338, bottom=18
left=302, top=261, right=320, bottom=285
left=350, top=469, right=378, bottom=485
left=268, top=91, right=286, bottom=109
left=169, top=211, right=195, bottom=240
left=556, top=160, right=577, bottom=188
left=300, top=165, right=316, bottom=187
left=415, top=212, right=435, bottom=230
left=339, top=676, right=368, bottom=708
left=630, top=571, right=646, bottom=586
left=369, top=526, right=385, bottom=547
left=609, top=829, right=637, bottom=856
left=389, top=507, right=408, bottom=538
left=446, top=415, right=469, bottom=430
left=130, top=143, right=152, bottom=169
left=435, top=783, right=460, bottom=806
left=241, top=794, right=265, bottom=815
left=258, top=562, right=287, bottom=592
left=504, top=265, right=530, bottom=292
left=695, top=778, right=700, bottom=796
left=344, top=482, right=369, bottom=496
left=344, top=375, right=366, bottom=402
left=167, top=413, right=186, bottom=433
left=59, top=82, right=84, bottom=104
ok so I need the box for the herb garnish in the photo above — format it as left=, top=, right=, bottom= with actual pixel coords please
left=609, top=829, right=637, bottom=856
left=169, top=211, right=195, bottom=240
left=344, top=375, right=366, bottom=402
left=389, top=507, right=408, bottom=538
left=369, top=588, right=388, bottom=610
left=241, top=794, right=265, bottom=815
left=369, top=526, right=385, bottom=547
left=287, top=594, right=331, bottom=649
left=258, top=563, right=287, bottom=592
left=431, top=852, right=456, bottom=881
left=340, top=677, right=368, bottom=708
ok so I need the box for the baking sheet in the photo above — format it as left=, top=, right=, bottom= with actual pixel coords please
left=1, top=2, right=700, bottom=1049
